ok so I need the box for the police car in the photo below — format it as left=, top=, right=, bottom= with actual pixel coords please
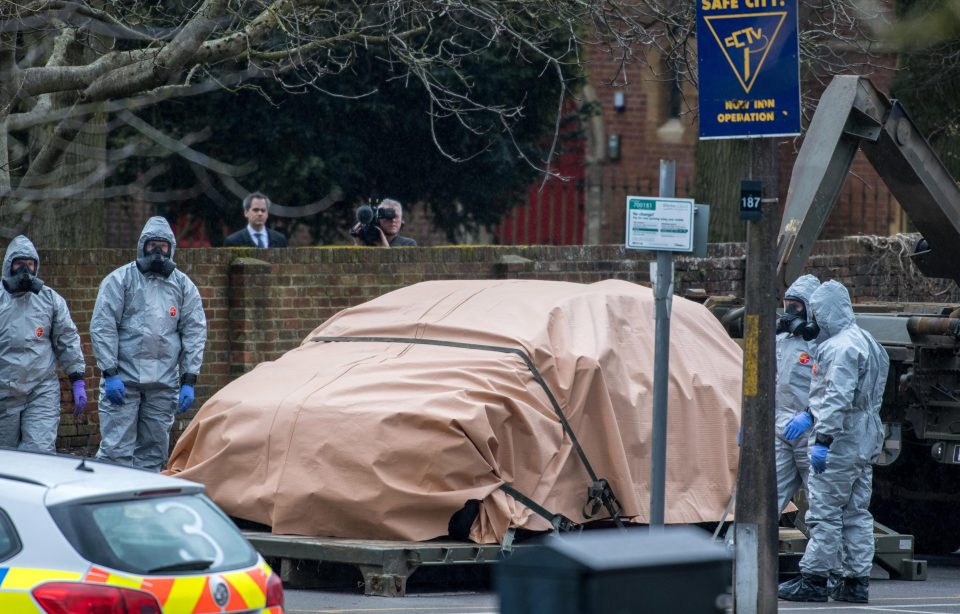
left=0, top=449, right=284, bottom=613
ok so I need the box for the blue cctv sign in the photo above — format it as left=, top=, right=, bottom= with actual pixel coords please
left=696, top=0, right=801, bottom=138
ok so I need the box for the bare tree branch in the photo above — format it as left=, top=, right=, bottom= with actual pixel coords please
left=117, top=110, right=254, bottom=176
left=9, top=66, right=266, bottom=131
left=0, top=0, right=894, bottom=244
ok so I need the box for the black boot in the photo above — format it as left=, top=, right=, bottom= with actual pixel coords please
left=778, top=573, right=830, bottom=602
left=831, top=576, right=869, bottom=603
left=778, top=575, right=803, bottom=592
left=827, top=571, right=842, bottom=592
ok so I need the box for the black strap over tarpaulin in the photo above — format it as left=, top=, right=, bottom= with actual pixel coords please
left=310, top=335, right=625, bottom=528
left=498, top=483, right=578, bottom=533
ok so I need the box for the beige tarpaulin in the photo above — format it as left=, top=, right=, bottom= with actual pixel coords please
left=167, top=279, right=742, bottom=543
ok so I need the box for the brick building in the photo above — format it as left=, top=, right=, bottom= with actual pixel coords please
left=500, top=47, right=908, bottom=246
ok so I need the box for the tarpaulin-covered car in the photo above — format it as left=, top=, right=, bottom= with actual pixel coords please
left=167, top=279, right=742, bottom=544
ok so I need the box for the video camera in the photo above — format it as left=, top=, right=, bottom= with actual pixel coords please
left=351, top=203, right=397, bottom=245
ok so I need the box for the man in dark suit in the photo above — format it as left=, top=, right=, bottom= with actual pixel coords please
left=224, top=192, right=289, bottom=248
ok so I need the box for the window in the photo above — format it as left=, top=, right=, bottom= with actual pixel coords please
left=0, top=508, right=22, bottom=562
left=667, top=76, right=682, bottom=120
left=50, top=494, right=257, bottom=575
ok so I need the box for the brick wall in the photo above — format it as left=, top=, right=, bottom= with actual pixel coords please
left=35, top=237, right=957, bottom=454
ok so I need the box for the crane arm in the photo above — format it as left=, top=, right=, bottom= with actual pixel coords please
left=777, top=75, right=960, bottom=288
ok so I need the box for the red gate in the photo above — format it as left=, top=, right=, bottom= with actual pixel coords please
left=497, top=119, right=585, bottom=245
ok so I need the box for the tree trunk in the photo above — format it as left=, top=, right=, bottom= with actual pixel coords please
left=0, top=26, right=16, bottom=217
left=0, top=116, right=9, bottom=196
left=23, top=25, right=110, bottom=248
left=581, top=85, right=605, bottom=245
left=26, top=110, right=108, bottom=248
left=693, top=138, right=752, bottom=242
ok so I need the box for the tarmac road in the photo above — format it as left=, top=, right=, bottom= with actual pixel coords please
left=281, top=554, right=960, bottom=614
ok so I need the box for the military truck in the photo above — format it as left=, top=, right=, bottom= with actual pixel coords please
left=732, top=75, right=960, bottom=555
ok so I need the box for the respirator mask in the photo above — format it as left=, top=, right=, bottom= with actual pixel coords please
left=777, top=301, right=820, bottom=341
left=3, top=261, right=43, bottom=294
left=137, top=240, right=176, bottom=277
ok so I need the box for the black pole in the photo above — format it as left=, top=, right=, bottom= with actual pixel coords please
left=734, top=139, right=780, bottom=613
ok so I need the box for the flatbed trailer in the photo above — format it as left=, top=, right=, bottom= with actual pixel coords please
left=244, top=532, right=517, bottom=596
left=244, top=525, right=926, bottom=597
left=777, top=524, right=927, bottom=582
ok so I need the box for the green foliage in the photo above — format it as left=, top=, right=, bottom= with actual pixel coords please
left=892, top=0, right=960, bottom=179
left=116, top=39, right=581, bottom=245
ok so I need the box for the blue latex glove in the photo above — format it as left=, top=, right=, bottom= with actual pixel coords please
left=810, top=444, right=829, bottom=474
left=178, top=384, right=195, bottom=414
left=737, top=428, right=742, bottom=447
left=104, top=374, right=125, bottom=406
left=72, top=380, right=87, bottom=416
left=785, top=411, right=814, bottom=441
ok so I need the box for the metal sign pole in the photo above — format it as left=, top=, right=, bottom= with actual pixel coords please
left=649, top=160, right=676, bottom=529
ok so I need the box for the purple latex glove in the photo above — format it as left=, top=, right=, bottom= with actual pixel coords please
left=72, top=379, right=87, bottom=416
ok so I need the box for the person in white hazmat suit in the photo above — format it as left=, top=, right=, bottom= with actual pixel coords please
left=0, top=236, right=87, bottom=452
left=778, top=280, right=889, bottom=603
left=775, top=274, right=822, bottom=515
left=91, top=217, right=206, bottom=472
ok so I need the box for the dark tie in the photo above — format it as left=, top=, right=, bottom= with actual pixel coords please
left=254, top=233, right=264, bottom=248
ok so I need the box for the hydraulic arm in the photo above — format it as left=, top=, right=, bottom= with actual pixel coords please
left=777, top=75, right=960, bottom=289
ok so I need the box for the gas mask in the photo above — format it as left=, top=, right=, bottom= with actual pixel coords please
left=3, top=261, right=44, bottom=294
left=777, top=302, right=820, bottom=341
left=136, top=241, right=176, bottom=277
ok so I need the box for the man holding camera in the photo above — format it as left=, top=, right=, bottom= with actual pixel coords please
left=352, top=199, right=417, bottom=247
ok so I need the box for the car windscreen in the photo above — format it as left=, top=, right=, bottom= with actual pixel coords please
left=49, top=494, right=258, bottom=575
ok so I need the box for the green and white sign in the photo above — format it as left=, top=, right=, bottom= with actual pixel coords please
left=625, top=197, right=695, bottom=251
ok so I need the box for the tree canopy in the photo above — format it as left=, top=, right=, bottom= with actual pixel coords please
left=891, top=0, right=960, bottom=184
left=116, top=36, right=581, bottom=245
left=0, top=0, right=938, bottom=247
left=0, top=0, right=642, bottom=246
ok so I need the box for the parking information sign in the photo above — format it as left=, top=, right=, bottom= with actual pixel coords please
left=696, top=0, right=801, bottom=139
left=625, top=197, right=695, bottom=251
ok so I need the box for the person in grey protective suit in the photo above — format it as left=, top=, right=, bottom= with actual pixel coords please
left=0, top=235, right=86, bottom=453
left=778, top=280, right=889, bottom=603
left=91, top=217, right=206, bottom=472
left=774, top=275, right=821, bottom=515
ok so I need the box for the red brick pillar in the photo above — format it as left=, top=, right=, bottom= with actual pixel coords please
left=228, top=257, right=276, bottom=377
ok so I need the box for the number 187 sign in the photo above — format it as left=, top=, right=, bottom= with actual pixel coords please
left=625, top=197, right=694, bottom=252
